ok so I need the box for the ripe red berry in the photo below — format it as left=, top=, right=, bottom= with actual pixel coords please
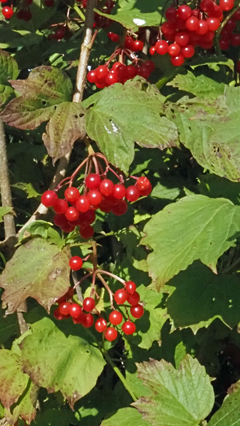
left=2, top=6, right=14, bottom=18
left=99, top=179, right=114, bottom=196
left=206, top=17, right=220, bottom=31
left=122, top=320, right=136, bottom=335
left=96, top=65, right=109, bottom=81
left=125, top=36, right=134, bottom=49
left=104, top=327, right=118, bottom=341
left=65, top=206, right=79, bottom=222
left=108, top=32, right=120, bottom=42
left=80, top=224, right=94, bottom=239
left=126, top=65, right=138, bottom=79
left=58, top=301, right=71, bottom=316
left=161, top=21, right=176, bottom=38
left=171, top=55, right=185, bottom=66
left=168, top=43, right=181, bottom=56
left=53, top=199, right=68, bottom=214
left=105, top=71, right=119, bottom=86
left=87, top=190, right=102, bottom=206
left=85, top=173, right=101, bottom=189
left=95, top=317, right=107, bottom=332
left=109, top=310, right=123, bottom=325
left=219, top=0, right=234, bottom=11
left=64, top=187, right=80, bottom=204
left=181, top=45, right=195, bottom=58
left=196, top=20, right=209, bottom=35
left=55, top=26, right=65, bottom=40
left=61, top=223, right=75, bottom=233
left=177, top=4, right=192, bottom=20
left=80, top=209, right=95, bottom=224
left=127, top=291, right=140, bottom=306
left=186, top=16, right=199, bottom=31
left=41, top=190, right=58, bottom=207
left=116, top=64, right=127, bottom=82
left=125, top=281, right=136, bottom=294
left=114, top=289, right=128, bottom=304
left=126, top=186, right=140, bottom=202
left=165, top=6, right=178, bottom=22
left=76, top=195, right=90, bottom=212
left=155, top=40, right=169, bottom=55
left=83, top=297, right=95, bottom=312
left=139, top=183, right=152, bottom=196
left=53, top=307, right=66, bottom=320
left=69, top=303, right=82, bottom=318
left=82, top=313, right=94, bottom=328
left=69, top=256, right=83, bottom=271
left=149, top=46, right=156, bottom=55
left=136, top=177, right=151, bottom=192
left=111, top=200, right=128, bottom=216
left=113, top=184, right=126, bottom=199
left=175, top=31, right=190, bottom=47
left=132, top=39, right=144, bottom=52
left=130, top=304, right=144, bottom=319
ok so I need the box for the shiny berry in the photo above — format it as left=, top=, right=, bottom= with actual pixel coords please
left=87, top=190, right=102, bottom=206
left=69, top=256, right=83, bottom=271
left=69, top=303, right=82, bottom=318
left=130, top=304, right=144, bottom=319
left=114, top=289, right=128, bottom=304
left=122, top=320, right=136, bottom=335
left=65, top=207, right=79, bottom=222
left=76, top=195, right=90, bottom=212
left=85, top=173, right=101, bottom=189
left=113, top=184, right=126, bottom=199
left=109, top=310, right=123, bottom=325
left=53, top=199, right=68, bottom=214
left=127, top=291, right=140, bottom=306
left=104, top=327, right=118, bottom=341
left=83, top=297, right=95, bottom=312
left=58, top=301, right=71, bottom=316
left=95, top=317, right=107, bottom=332
left=64, top=187, right=80, bottom=203
left=2, top=6, right=14, bottom=18
left=80, top=224, right=94, bottom=239
left=125, top=281, right=136, bottom=294
left=82, top=313, right=94, bottom=328
left=41, top=190, right=58, bottom=207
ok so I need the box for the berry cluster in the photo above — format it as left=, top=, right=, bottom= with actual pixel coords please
left=150, top=0, right=239, bottom=66
left=41, top=153, right=152, bottom=238
left=1, top=0, right=53, bottom=20
left=87, top=59, right=155, bottom=88
left=54, top=256, right=144, bottom=341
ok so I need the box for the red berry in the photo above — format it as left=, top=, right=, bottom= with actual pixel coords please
left=99, top=179, right=114, bottom=196
left=53, top=307, right=66, bottom=320
left=109, top=310, right=123, bottom=325
left=127, top=291, right=140, bottom=306
left=233, top=8, right=240, bottom=20
left=132, top=39, right=144, bottom=52
left=144, top=60, right=155, bottom=72
left=58, top=301, right=71, bottom=316
left=64, top=187, right=80, bottom=204
left=82, top=313, right=94, bottom=328
left=206, top=17, right=220, bottom=31
left=122, top=320, right=136, bottom=335
left=130, top=304, right=144, bottom=319
left=83, top=297, right=95, bottom=312
left=181, top=45, right=195, bottom=58
left=96, top=65, right=109, bottom=81
left=177, top=4, right=192, bottom=20
left=125, top=281, right=136, bottom=294
left=219, top=39, right=230, bottom=50
left=186, top=16, right=199, bottom=31
left=126, top=186, right=140, bottom=202
left=41, top=190, right=58, bottom=207
left=54, top=213, right=68, bottom=227
left=136, top=177, right=151, bottom=191
left=95, top=317, right=107, bottom=332
left=80, top=224, right=94, bottom=239
left=108, top=32, right=120, bottom=42
left=155, top=40, right=169, bottom=55
left=69, top=256, right=83, bottom=271
left=2, top=6, right=14, bottom=18
left=116, top=64, right=127, bottom=82
left=104, top=327, right=118, bottom=341
left=231, top=33, right=240, bottom=46
left=161, top=22, right=176, bottom=38
left=196, top=20, right=209, bottom=35
left=87, top=70, right=96, bottom=83
left=168, top=43, right=181, bottom=56
left=65, top=206, right=79, bottom=222
left=87, top=190, right=102, bottom=206
left=61, top=223, right=75, bottom=233
left=105, top=71, right=119, bottom=86
left=55, top=26, right=65, bottom=40
left=76, top=195, right=90, bottom=212
left=113, top=184, right=126, bottom=199
left=171, top=55, right=185, bottom=66
left=149, top=46, right=156, bottom=55
left=79, top=209, right=95, bottom=224
left=53, top=199, right=68, bottom=214
left=165, top=6, right=178, bottom=22
left=139, top=183, right=152, bottom=196
left=111, top=200, right=128, bottom=216
left=125, top=36, right=134, bottom=49
left=69, top=303, right=82, bottom=318
left=175, top=31, right=189, bottom=47
left=85, top=173, right=101, bottom=190
left=200, top=0, right=215, bottom=12
left=114, top=289, right=128, bottom=304
left=219, top=0, right=234, bottom=11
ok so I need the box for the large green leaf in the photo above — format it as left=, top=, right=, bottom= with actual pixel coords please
left=85, top=81, right=178, bottom=173
left=133, top=355, right=214, bottom=426
left=20, top=318, right=106, bottom=407
left=142, top=195, right=240, bottom=290
left=42, top=102, right=86, bottom=162
left=168, top=71, right=225, bottom=99
left=167, top=85, right=240, bottom=181
left=0, top=350, right=29, bottom=409
left=4, top=381, right=38, bottom=425
left=101, top=407, right=150, bottom=426
left=95, top=0, right=162, bottom=31
left=208, top=388, right=240, bottom=426
left=167, top=262, right=240, bottom=333
left=0, top=238, right=71, bottom=314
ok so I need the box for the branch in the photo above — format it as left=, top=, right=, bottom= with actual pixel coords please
left=19, top=0, right=96, bottom=233
left=0, top=119, right=16, bottom=238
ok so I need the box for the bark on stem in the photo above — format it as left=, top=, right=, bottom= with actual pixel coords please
left=0, top=119, right=15, bottom=237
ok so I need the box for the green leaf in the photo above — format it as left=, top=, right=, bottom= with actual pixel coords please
left=101, top=407, right=150, bottom=426
left=4, top=381, right=38, bottom=425
left=208, top=388, right=240, bottom=426
left=131, top=286, right=168, bottom=350
left=133, top=355, right=214, bottom=426
left=42, top=102, right=86, bottom=163
left=169, top=85, right=240, bottom=181
left=142, top=195, right=240, bottom=289
left=0, top=306, right=18, bottom=345
left=168, top=71, right=225, bottom=99
left=95, top=0, right=162, bottom=31
left=0, top=66, right=73, bottom=130
left=18, top=220, right=64, bottom=248
left=167, top=262, right=240, bottom=333
left=0, top=349, right=29, bottom=409
left=20, top=317, right=106, bottom=407
left=85, top=81, right=178, bottom=173
left=12, top=182, right=40, bottom=199
left=0, top=206, right=14, bottom=223
left=0, top=49, right=18, bottom=109
left=0, top=238, right=71, bottom=314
